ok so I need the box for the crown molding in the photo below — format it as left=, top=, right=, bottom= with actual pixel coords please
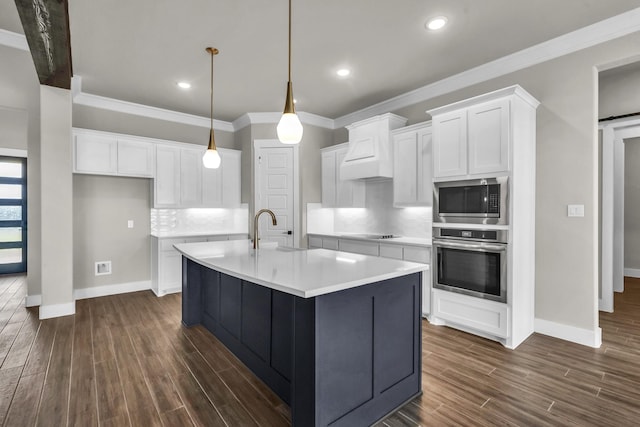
left=0, top=29, right=29, bottom=51
left=334, top=7, right=640, bottom=128
left=73, top=90, right=236, bottom=133
left=234, top=111, right=335, bottom=131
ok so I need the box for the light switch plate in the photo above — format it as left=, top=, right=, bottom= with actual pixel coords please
left=128, top=220, right=134, bottom=228
left=567, top=204, right=585, bottom=217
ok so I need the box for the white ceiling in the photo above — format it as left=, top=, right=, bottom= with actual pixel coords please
left=2, top=0, right=640, bottom=122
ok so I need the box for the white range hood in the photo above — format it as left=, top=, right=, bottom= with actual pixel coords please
left=340, top=113, right=407, bottom=180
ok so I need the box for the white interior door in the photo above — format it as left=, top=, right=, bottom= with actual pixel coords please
left=255, top=144, right=295, bottom=247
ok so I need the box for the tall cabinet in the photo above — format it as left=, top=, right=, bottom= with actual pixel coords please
left=428, top=85, right=540, bottom=349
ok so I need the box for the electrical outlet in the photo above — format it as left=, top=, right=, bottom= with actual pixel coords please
left=95, top=261, right=112, bottom=276
left=128, top=220, right=134, bottom=228
left=567, top=204, right=585, bottom=217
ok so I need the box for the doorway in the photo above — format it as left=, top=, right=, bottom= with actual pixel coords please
left=600, top=118, right=640, bottom=312
left=253, top=140, right=299, bottom=247
left=0, top=156, right=27, bottom=274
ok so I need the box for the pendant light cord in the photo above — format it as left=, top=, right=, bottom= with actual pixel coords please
left=288, top=0, right=292, bottom=83
left=210, top=49, right=214, bottom=130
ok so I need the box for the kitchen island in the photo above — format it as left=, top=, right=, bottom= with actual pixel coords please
left=175, top=240, right=426, bottom=427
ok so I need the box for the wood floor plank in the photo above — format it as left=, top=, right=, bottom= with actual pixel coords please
left=67, top=353, right=98, bottom=427
left=94, top=357, right=128, bottom=424
left=160, top=407, right=196, bottom=427
left=36, top=316, right=75, bottom=427
left=0, top=366, right=21, bottom=425
left=172, top=371, right=227, bottom=427
left=139, top=354, right=184, bottom=414
left=180, top=351, right=258, bottom=426
left=1, top=312, right=38, bottom=370
left=217, top=367, right=289, bottom=427
left=3, top=373, right=45, bottom=426
left=22, top=318, right=56, bottom=376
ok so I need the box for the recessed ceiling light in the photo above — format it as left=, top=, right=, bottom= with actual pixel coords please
left=426, top=16, right=448, bottom=31
left=177, top=81, right=191, bottom=89
left=336, top=68, right=351, bottom=77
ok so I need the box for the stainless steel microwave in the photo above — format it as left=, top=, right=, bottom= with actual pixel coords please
left=433, top=177, right=508, bottom=225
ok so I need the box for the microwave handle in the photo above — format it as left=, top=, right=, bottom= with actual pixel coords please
left=434, top=240, right=506, bottom=252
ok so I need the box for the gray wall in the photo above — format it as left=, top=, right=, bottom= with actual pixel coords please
left=624, top=138, right=640, bottom=271
left=599, top=62, right=640, bottom=119
left=73, top=175, right=151, bottom=288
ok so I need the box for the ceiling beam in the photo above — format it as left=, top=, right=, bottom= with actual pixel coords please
left=14, top=0, right=72, bottom=89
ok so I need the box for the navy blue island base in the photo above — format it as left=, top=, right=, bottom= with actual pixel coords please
left=182, top=257, right=422, bottom=427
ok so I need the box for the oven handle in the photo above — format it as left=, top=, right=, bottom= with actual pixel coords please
left=433, top=239, right=507, bottom=252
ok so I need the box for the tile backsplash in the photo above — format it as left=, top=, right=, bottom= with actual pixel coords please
left=307, top=180, right=432, bottom=239
left=151, top=204, right=248, bottom=234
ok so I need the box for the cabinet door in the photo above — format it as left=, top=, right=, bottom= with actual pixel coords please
left=416, top=128, right=433, bottom=205
left=117, top=139, right=154, bottom=177
left=74, top=133, right=117, bottom=174
left=393, top=132, right=418, bottom=206
left=221, top=150, right=241, bottom=207
left=338, top=239, right=379, bottom=256
left=154, top=146, right=181, bottom=207
left=432, top=110, right=467, bottom=178
left=321, top=150, right=337, bottom=207
left=180, top=148, right=203, bottom=207
left=336, top=148, right=365, bottom=207
left=468, top=99, right=510, bottom=175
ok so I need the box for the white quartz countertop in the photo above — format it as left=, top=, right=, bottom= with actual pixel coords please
left=174, top=240, right=427, bottom=298
left=151, top=231, right=248, bottom=239
left=308, top=232, right=432, bottom=247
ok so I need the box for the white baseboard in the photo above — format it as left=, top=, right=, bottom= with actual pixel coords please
left=74, top=280, right=151, bottom=300
left=624, top=268, right=640, bottom=278
left=39, top=302, right=76, bottom=320
left=535, top=318, right=602, bottom=348
left=24, top=294, right=42, bottom=307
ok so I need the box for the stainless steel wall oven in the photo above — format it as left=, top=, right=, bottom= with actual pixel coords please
left=433, top=228, right=507, bottom=303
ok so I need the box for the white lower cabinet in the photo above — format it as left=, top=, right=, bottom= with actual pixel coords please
left=432, top=289, right=509, bottom=338
left=338, top=239, right=379, bottom=256
left=152, top=234, right=248, bottom=296
left=308, top=235, right=431, bottom=316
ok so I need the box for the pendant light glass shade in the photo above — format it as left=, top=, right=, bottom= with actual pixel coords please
left=203, top=47, right=221, bottom=169
left=203, top=130, right=222, bottom=168
left=278, top=0, right=303, bottom=145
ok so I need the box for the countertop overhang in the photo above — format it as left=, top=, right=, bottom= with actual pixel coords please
left=174, top=240, right=427, bottom=298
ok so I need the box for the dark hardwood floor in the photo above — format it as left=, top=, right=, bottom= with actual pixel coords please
left=0, top=274, right=639, bottom=426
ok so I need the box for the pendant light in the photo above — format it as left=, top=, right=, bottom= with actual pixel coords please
left=277, top=0, right=303, bottom=144
left=203, top=47, right=222, bottom=169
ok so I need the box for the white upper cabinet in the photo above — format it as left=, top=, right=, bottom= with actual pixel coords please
left=180, top=147, right=204, bottom=207
left=117, top=138, right=155, bottom=177
left=72, top=128, right=241, bottom=209
left=155, top=145, right=181, bottom=207
left=431, top=94, right=512, bottom=180
left=321, top=143, right=365, bottom=208
left=392, top=122, right=432, bottom=207
left=467, top=99, right=510, bottom=175
left=221, top=150, right=241, bottom=207
left=74, top=129, right=154, bottom=177
left=155, top=145, right=241, bottom=209
left=74, top=132, right=117, bottom=175
left=432, top=110, right=468, bottom=179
